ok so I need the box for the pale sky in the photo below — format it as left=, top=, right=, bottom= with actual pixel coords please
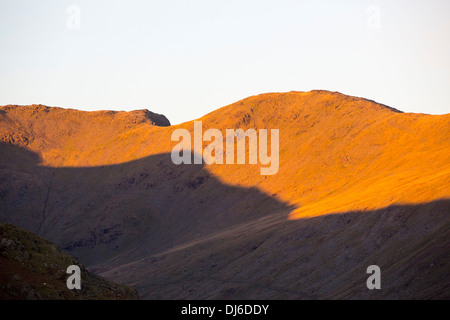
left=1, top=0, right=449, bottom=124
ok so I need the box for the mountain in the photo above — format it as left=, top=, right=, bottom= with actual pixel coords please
left=0, top=90, right=449, bottom=299
left=0, top=222, right=138, bottom=299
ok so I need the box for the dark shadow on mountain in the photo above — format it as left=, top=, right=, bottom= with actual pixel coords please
left=0, top=142, right=296, bottom=266
left=93, top=198, right=449, bottom=299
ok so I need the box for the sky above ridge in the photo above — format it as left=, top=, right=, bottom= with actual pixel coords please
left=1, top=0, right=449, bottom=124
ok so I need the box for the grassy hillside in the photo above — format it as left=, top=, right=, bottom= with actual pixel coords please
left=0, top=223, right=138, bottom=299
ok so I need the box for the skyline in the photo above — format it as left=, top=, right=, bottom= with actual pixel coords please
left=1, top=0, right=450, bottom=124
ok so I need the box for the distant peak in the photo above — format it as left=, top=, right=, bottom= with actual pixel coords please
left=126, top=109, right=171, bottom=127
left=0, top=104, right=171, bottom=127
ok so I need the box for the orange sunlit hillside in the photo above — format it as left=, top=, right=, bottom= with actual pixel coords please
left=3, top=91, right=448, bottom=219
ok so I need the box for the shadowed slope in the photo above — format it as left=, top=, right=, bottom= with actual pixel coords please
left=0, top=223, right=138, bottom=300
left=94, top=199, right=450, bottom=299
left=0, top=143, right=294, bottom=265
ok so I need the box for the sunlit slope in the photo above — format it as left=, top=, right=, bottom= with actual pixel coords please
left=197, top=91, right=450, bottom=218
left=0, top=104, right=170, bottom=166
